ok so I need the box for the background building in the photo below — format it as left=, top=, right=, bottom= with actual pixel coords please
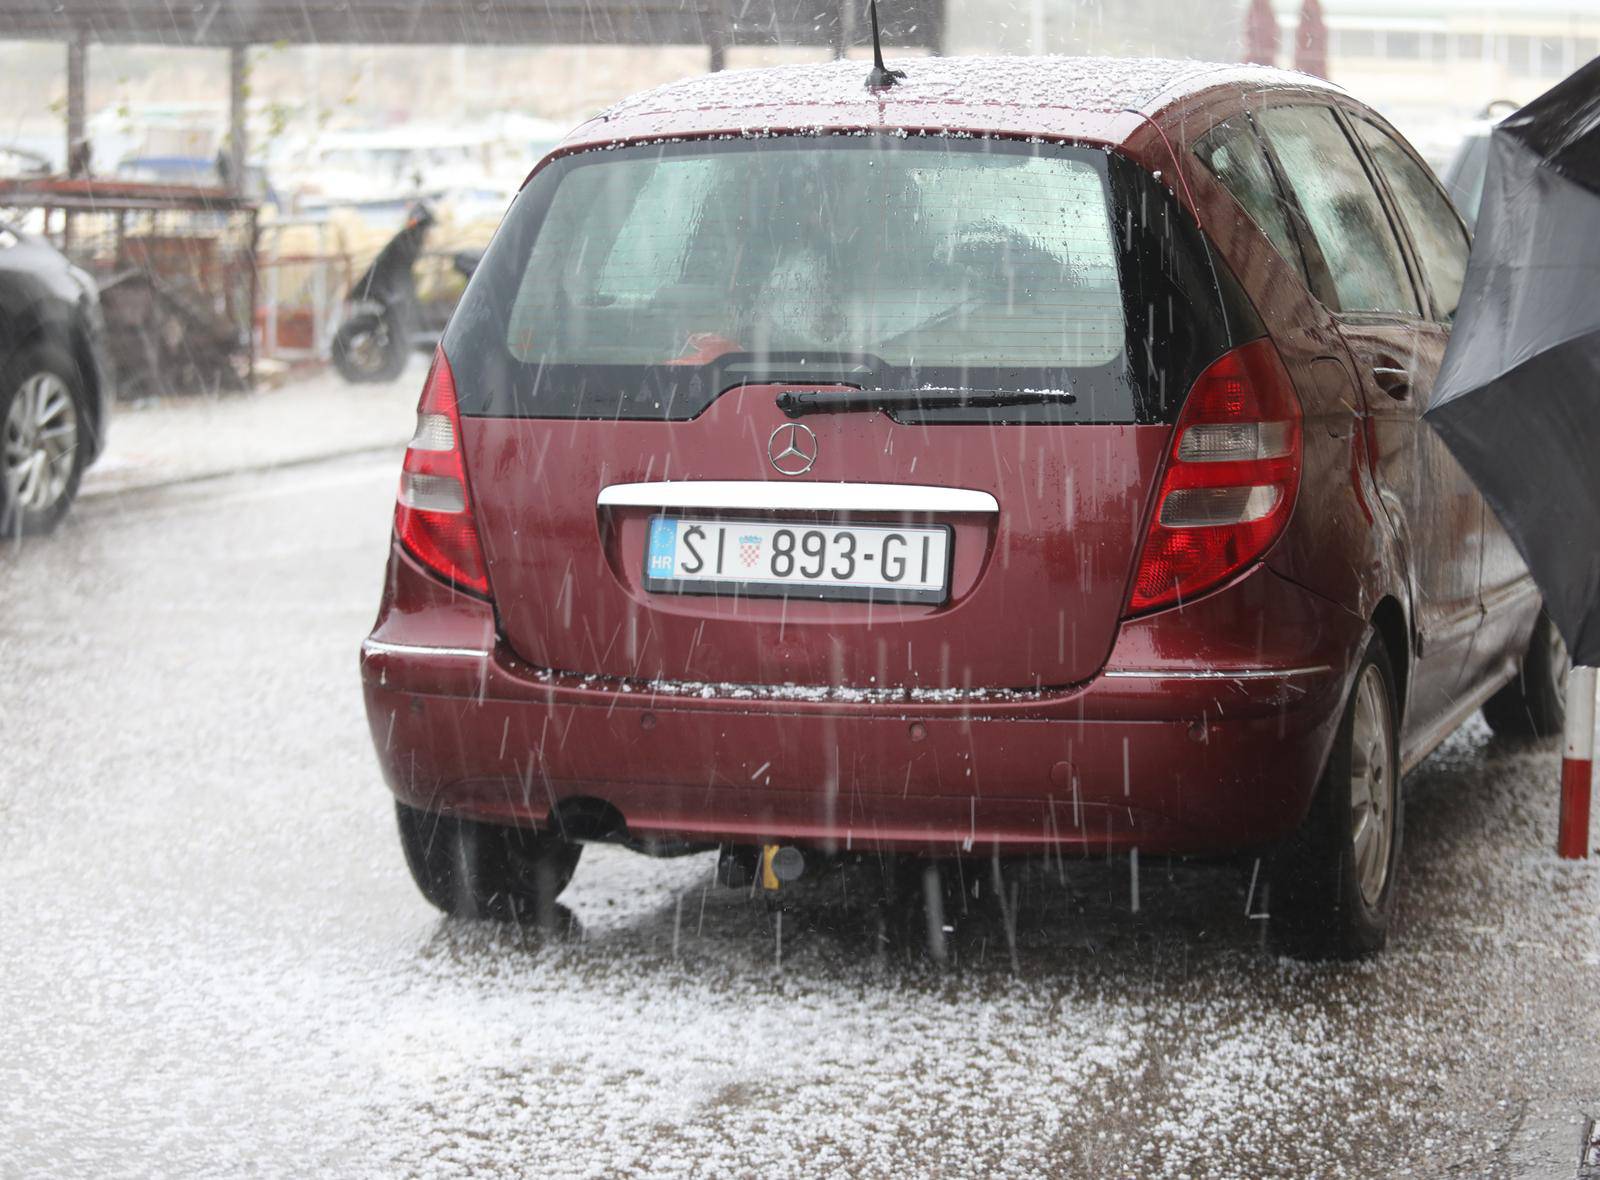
left=1268, top=0, right=1600, bottom=158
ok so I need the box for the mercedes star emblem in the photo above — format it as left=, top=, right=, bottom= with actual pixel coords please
left=767, top=422, right=818, bottom=476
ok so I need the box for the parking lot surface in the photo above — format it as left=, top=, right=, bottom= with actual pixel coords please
left=1, top=452, right=1595, bottom=1178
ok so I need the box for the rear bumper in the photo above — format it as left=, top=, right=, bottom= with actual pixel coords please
left=361, top=546, right=1368, bottom=856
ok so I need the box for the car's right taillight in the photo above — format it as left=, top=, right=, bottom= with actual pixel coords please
left=1126, top=339, right=1302, bottom=615
left=394, top=347, right=490, bottom=597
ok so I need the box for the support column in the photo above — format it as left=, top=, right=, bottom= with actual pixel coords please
left=228, top=45, right=248, bottom=195
left=66, top=35, right=88, bottom=176
left=1559, top=665, right=1595, bottom=859
left=705, top=0, right=728, bottom=71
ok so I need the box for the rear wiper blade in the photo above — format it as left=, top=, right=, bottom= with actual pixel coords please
left=777, top=387, right=1076, bottom=418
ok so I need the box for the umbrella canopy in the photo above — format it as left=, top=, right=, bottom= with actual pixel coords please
left=1426, top=58, right=1600, bottom=665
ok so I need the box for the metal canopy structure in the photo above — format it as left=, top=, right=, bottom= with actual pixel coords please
left=0, top=0, right=944, bottom=52
left=4, top=0, right=945, bottom=189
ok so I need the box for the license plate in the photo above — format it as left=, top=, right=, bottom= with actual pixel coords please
left=643, top=516, right=951, bottom=603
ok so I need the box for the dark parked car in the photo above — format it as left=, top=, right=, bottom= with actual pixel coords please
left=360, top=58, right=1559, bottom=959
left=0, top=220, right=112, bottom=535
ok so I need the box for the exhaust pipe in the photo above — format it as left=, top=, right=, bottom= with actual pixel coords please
left=719, top=845, right=806, bottom=889
left=762, top=845, right=806, bottom=888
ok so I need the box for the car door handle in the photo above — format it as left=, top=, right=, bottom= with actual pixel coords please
left=1371, top=365, right=1411, bottom=400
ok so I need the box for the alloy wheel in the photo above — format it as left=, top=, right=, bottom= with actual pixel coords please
left=1348, top=663, right=1397, bottom=909
left=3, top=371, right=78, bottom=514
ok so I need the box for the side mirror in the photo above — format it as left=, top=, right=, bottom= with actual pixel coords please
left=453, top=249, right=483, bottom=280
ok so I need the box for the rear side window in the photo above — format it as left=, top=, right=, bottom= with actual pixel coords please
left=1257, top=105, right=1420, bottom=316
left=448, top=134, right=1260, bottom=425
left=1351, top=117, right=1471, bottom=320
left=1193, top=118, right=1307, bottom=284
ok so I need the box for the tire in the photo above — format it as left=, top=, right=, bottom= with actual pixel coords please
left=1482, top=611, right=1569, bottom=740
left=395, top=802, right=582, bottom=925
left=332, top=309, right=409, bottom=383
left=1, top=342, right=89, bottom=538
left=1269, top=637, right=1403, bottom=960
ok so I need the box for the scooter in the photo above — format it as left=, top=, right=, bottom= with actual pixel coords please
left=331, top=203, right=435, bottom=383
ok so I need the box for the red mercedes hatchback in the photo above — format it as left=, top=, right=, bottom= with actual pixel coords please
left=361, top=57, right=1565, bottom=958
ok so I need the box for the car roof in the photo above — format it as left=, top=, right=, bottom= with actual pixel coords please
left=560, top=55, right=1346, bottom=153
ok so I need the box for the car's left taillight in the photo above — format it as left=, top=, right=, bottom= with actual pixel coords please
left=394, top=348, right=490, bottom=597
left=1126, top=338, right=1303, bottom=615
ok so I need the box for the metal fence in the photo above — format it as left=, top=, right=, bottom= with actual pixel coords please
left=0, top=179, right=258, bottom=398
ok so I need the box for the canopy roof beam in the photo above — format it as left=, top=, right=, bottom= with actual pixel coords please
left=0, top=0, right=944, bottom=52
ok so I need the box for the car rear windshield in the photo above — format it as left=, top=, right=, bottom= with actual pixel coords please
left=446, top=134, right=1259, bottom=425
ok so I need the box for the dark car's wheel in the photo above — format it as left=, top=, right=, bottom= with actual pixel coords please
left=1, top=343, right=88, bottom=538
left=395, top=801, right=582, bottom=924
left=1269, top=637, right=1402, bottom=960
left=332, top=308, right=409, bottom=383
left=1482, top=611, right=1569, bottom=740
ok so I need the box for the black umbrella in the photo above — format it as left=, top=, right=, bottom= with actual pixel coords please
left=1426, top=58, right=1600, bottom=665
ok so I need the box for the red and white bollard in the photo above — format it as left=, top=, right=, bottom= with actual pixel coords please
left=1559, top=664, right=1596, bottom=859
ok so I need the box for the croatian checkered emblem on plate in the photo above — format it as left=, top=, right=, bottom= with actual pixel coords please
left=739, top=535, right=762, bottom=568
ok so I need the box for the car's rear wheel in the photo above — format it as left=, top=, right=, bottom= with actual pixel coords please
left=1269, top=637, right=1402, bottom=960
left=395, top=802, right=582, bottom=924
left=1482, top=611, right=1568, bottom=739
left=1, top=344, right=88, bottom=538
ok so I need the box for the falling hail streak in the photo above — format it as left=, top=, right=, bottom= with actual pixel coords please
left=990, top=851, right=1020, bottom=975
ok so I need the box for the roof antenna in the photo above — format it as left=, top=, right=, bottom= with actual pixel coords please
left=864, top=0, right=906, bottom=90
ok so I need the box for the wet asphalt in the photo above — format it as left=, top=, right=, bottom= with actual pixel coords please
left=1, top=450, right=1596, bottom=1179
